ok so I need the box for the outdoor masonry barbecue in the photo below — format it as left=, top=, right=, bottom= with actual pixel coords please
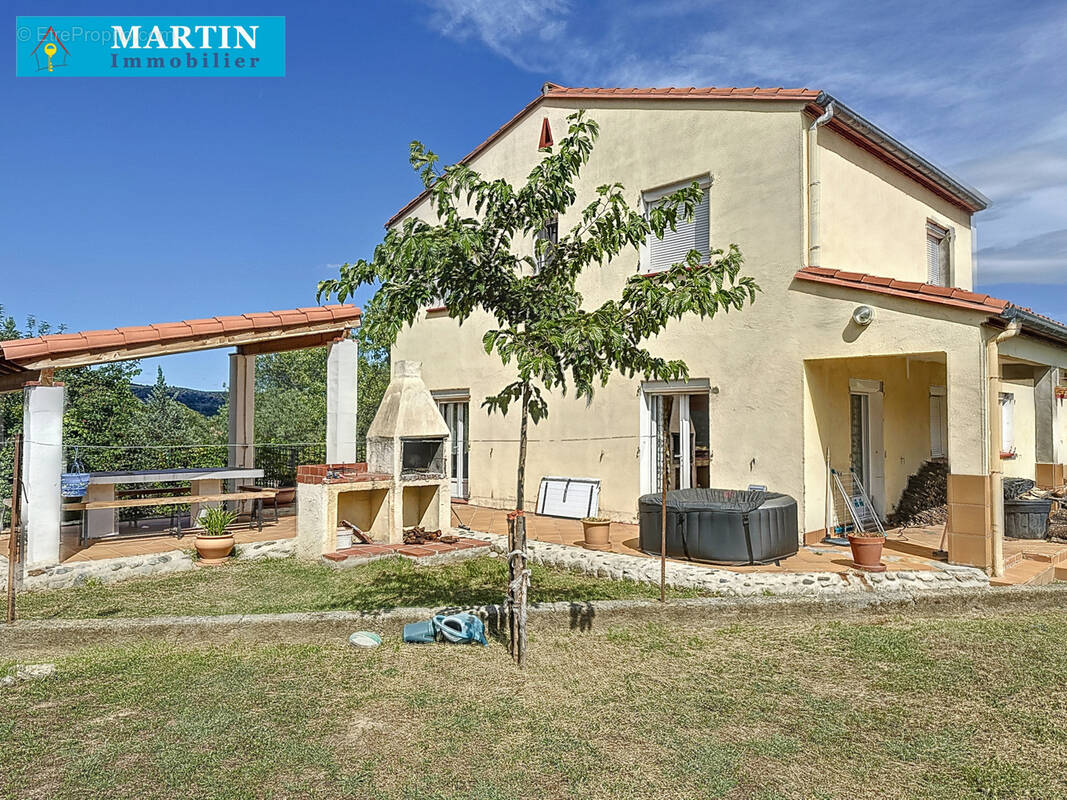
left=295, top=361, right=451, bottom=557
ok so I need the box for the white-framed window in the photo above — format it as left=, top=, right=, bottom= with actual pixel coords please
left=641, top=175, right=711, bottom=274
left=929, top=385, right=948, bottom=459
left=434, top=390, right=470, bottom=499
left=534, top=217, right=558, bottom=273
left=639, top=379, right=711, bottom=494
left=926, top=221, right=952, bottom=286
left=1000, top=391, right=1015, bottom=455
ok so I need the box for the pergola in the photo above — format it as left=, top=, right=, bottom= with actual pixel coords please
left=0, top=304, right=362, bottom=567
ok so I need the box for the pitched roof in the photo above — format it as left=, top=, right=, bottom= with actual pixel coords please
left=387, top=82, right=987, bottom=226
left=794, top=266, right=1011, bottom=314
left=0, top=305, right=361, bottom=371
left=541, top=84, right=820, bottom=100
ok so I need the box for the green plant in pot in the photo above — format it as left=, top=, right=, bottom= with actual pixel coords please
left=581, top=516, right=612, bottom=552
left=195, top=506, right=239, bottom=565
left=847, top=528, right=887, bottom=572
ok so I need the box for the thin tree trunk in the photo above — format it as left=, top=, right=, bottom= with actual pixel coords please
left=659, top=396, right=673, bottom=603
left=506, top=383, right=531, bottom=666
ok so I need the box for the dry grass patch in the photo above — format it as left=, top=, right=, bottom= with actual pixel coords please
left=2, top=608, right=1067, bottom=798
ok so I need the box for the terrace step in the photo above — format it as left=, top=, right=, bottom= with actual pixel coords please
left=322, top=536, right=489, bottom=565
left=990, top=560, right=1058, bottom=587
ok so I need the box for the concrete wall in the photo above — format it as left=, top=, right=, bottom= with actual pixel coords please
left=391, top=99, right=990, bottom=532
left=818, top=125, right=974, bottom=288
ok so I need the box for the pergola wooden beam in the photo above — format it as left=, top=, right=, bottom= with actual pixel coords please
left=0, top=370, right=40, bottom=394
left=236, top=329, right=350, bottom=357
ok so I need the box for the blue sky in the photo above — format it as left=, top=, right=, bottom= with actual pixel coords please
left=4, top=0, right=1065, bottom=389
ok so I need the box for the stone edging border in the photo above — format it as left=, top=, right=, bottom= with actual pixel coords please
left=458, top=528, right=991, bottom=597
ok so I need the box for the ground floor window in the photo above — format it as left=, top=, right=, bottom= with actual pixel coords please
left=434, top=395, right=469, bottom=499
left=642, top=385, right=710, bottom=493
left=1000, top=391, right=1015, bottom=455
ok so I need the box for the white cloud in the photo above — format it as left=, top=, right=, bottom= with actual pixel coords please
left=419, top=0, right=1067, bottom=283
left=977, top=229, right=1067, bottom=284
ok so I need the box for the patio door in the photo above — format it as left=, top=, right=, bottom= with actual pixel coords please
left=642, top=386, right=711, bottom=493
left=849, top=379, right=885, bottom=518
left=436, top=399, right=469, bottom=499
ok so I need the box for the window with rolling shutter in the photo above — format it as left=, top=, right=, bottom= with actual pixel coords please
left=643, top=177, right=711, bottom=274
left=926, top=221, right=950, bottom=286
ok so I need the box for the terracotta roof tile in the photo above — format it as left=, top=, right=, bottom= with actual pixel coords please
left=859, top=275, right=893, bottom=286
left=918, top=284, right=955, bottom=297
left=121, top=326, right=160, bottom=345
left=0, top=305, right=361, bottom=368
left=794, top=267, right=1013, bottom=315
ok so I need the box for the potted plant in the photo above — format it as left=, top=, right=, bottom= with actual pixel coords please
left=847, top=529, right=887, bottom=572
left=581, top=516, right=612, bottom=551
left=195, top=506, right=239, bottom=565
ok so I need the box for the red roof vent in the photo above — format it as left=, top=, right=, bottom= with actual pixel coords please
left=538, top=117, right=553, bottom=149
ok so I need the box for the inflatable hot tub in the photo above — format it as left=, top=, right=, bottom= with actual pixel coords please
left=638, top=488, right=799, bottom=565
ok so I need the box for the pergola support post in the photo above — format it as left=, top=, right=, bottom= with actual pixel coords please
left=326, top=338, right=359, bottom=464
left=21, top=383, right=65, bottom=567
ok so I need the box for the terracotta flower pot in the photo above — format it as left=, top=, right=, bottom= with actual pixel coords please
left=195, top=534, right=235, bottom=565
left=848, top=534, right=886, bottom=572
left=581, top=518, right=612, bottom=552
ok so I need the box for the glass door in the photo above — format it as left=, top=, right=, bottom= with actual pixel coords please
left=646, top=392, right=710, bottom=493
left=437, top=400, right=469, bottom=499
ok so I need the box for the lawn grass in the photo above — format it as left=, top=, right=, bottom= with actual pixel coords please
left=15, top=555, right=699, bottom=621
left=2, top=609, right=1066, bottom=798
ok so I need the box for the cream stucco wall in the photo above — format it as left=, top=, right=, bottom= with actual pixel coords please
left=817, top=126, right=975, bottom=288
left=389, top=98, right=997, bottom=536
left=1001, top=377, right=1036, bottom=480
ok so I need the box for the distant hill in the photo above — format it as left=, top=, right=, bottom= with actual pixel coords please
left=131, top=384, right=227, bottom=417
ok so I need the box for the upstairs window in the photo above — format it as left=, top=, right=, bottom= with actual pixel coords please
left=926, top=221, right=951, bottom=286
left=534, top=217, right=558, bottom=272
left=643, top=176, right=711, bottom=274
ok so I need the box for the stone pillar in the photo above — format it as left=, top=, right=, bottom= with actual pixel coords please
left=228, top=353, right=255, bottom=470
left=947, top=473, right=992, bottom=569
left=21, top=383, right=65, bottom=568
left=326, top=338, right=359, bottom=464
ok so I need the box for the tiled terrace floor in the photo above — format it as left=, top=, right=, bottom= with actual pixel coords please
left=5, top=501, right=1065, bottom=586
left=0, top=515, right=296, bottom=564
left=452, top=503, right=948, bottom=574
left=452, top=503, right=1067, bottom=584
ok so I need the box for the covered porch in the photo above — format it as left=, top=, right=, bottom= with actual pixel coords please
left=1, top=305, right=361, bottom=573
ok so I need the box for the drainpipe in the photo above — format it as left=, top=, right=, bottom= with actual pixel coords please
left=807, top=102, right=835, bottom=267
left=987, top=320, right=1022, bottom=577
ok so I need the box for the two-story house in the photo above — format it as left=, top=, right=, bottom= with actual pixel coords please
left=388, top=82, right=1067, bottom=574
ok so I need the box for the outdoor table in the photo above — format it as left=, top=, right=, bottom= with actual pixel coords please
left=81, top=467, right=264, bottom=539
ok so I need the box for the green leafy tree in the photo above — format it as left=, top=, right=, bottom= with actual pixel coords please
left=255, top=348, right=329, bottom=446
left=318, top=111, right=759, bottom=664
left=253, top=343, right=390, bottom=462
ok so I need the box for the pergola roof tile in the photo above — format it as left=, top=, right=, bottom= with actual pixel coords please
left=0, top=304, right=361, bottom=370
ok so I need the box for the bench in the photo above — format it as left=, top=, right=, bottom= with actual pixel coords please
left=64, top=489, right=279, bottom=535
